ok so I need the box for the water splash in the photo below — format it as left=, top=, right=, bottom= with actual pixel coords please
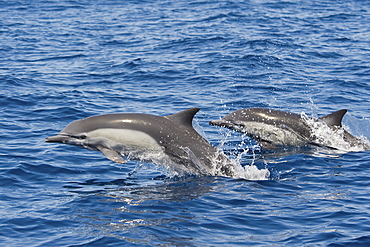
left=301, top=112, right=370, bottom=152
left=122, top=145, right=269, bottom=180
left=213, top=131, right=270, bottom=180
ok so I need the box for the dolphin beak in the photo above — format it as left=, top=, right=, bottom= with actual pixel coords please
left=209, top=119, right=242, bottom=131
left=45, top=134, right=69, bottom=143
left=209, top=119, right=228, bottom=127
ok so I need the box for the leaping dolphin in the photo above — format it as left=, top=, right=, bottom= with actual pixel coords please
left=46, top=108, right=236, bottom=177
left=209, top=108, right=370, bottom=151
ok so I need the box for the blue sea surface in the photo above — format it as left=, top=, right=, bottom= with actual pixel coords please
left=2, top=0, right=370, bottom=246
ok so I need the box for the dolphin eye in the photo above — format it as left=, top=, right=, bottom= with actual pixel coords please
left=69, top=134, right=87, bottom=139
left=78, top=134, right=87, bottom=139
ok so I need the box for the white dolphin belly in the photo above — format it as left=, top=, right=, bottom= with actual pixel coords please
left=238, top=121, right=307, bottom=146
left=88, top=128, right=162, bottom=150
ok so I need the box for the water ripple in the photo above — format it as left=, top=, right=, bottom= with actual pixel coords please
left=1, top=0, right=370, bottom=246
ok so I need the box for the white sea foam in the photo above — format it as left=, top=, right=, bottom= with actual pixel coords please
left=301, top=112, right=370, bottom=152
left=212, top=132, right=270, bottom=180
left=227, top=145, right=270, bottom=180
left=228, top=161, right=270, bottom=180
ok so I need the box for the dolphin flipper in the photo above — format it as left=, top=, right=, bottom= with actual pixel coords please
left=96, top=146, right=126, bottom=164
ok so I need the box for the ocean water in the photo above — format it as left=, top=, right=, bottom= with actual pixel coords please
left=2, top=0, right=370, bottom=246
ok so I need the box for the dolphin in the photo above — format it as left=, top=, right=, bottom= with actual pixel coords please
left=46, top=108, right=236, bottom=177
left=209, top=108, right=370, bottom=150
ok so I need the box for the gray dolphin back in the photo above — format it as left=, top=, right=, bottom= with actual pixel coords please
left=215, top=108, right=312, bottom=138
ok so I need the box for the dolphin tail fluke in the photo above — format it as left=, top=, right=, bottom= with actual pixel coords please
left=319, top=109, right=347, bottom=127
left=97, top=146, right=126, bottom=164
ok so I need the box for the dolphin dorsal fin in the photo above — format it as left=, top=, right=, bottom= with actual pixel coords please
left=319, top=109, right=347, bottom=127
left=165, top=108, right=200, bottom=127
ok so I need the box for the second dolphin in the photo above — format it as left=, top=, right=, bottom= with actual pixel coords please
left=210, top=108, right=369, bottom=151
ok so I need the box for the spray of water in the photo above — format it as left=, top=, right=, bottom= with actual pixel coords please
left=301, top=112, right=370, bottom=152
left=213, top=131, right=270, bottom=180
